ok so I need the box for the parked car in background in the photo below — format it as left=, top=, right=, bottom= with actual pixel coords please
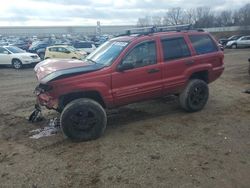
left=0, top=41, right=9, bottom=46
left=11, top=40, right=31, bottom=51
left=226, top=36, right=250, bottom=49
left=219, top=35, right=243, bottom=46
left=72, top=41, right=96, bottom=54
left=28, top=40, right=53, bottom=59
left=44, top=45, right=87, bottom=60
left=0, top=46, right=40, bottom=69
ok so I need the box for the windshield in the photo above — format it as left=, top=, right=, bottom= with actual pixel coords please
left=228, top=36, right=241, bottom=40
left=6, top=46, right=25, bottom=53
left=86, top=40, right=128, bottom=66
left=30, top=41, right=41, bottom=48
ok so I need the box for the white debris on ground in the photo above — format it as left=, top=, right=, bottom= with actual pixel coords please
left=29, top=118, right=60, bottom=139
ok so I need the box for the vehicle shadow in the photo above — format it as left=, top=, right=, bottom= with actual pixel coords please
left=106, top=96, right=183, bottom=129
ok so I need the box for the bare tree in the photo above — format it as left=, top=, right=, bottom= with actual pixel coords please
left=220, top=10, right=233, bottom=26
left=137, top=16, right=151, bottom=27
left=136, top=3, right=250, bottom=29
left=237, top=3, right=250, bottom=25
left=183, top=8, right=197, bottom=25
left=194, top=7, right=215, bottom=28
left=163, top=7, right=184, bottom=25
left=152, top=16, right=162, bottom=26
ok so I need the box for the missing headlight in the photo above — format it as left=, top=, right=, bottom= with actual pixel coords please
left=34, top=84, right=53, bottom=95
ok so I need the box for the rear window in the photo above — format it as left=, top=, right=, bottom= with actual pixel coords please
left=189, top=35, right=218, bottom=55
left=161, top=37, right=191, bottom=61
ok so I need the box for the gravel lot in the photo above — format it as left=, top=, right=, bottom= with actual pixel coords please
left=0, top=49, right=250, bottom=188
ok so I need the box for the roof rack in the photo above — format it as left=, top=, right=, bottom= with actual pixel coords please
left=121, top=24, right=204, bottom=36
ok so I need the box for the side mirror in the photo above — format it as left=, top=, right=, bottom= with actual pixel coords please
left=218, top=44, right=224, bottom=51
left=65, top=50, right=71, bottom=54
left=3, top=51, right=10, bottom=54
left=117, top=63, right=134, bottom=72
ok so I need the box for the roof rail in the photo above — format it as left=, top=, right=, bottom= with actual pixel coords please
left=121, top=24, right=204, bottom=36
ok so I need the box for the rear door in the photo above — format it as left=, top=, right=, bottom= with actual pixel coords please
left=237, top=37, right=248, bottom=48
left=188, top=34, right=222, bottom=79
left=112, top=40, right=163, bottom=106
left=160, top=36, right=194, bottom=95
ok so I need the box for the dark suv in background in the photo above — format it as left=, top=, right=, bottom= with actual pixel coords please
left=33, top=26, right=224, bottom=142
left=28, top=40, right=54, bottom=59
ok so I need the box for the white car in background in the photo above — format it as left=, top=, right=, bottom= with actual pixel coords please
left=226, top=36, right=250, bottom=49
left=0, top=46, right=40, bottom=69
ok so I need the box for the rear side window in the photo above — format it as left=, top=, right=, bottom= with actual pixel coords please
left=161, top=37, right=191, bottom=61
left=189, top=35, right=218, bottom=55
left=49, top=47, right=58, bottom=52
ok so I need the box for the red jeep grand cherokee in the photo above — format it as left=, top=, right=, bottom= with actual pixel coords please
left=33, top=27, right=224, bottom=141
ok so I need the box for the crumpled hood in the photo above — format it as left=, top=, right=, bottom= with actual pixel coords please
left=34, top=59, right=104, bottom=84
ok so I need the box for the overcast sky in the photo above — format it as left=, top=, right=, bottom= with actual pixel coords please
left=0, top=0, right=249, bottom=26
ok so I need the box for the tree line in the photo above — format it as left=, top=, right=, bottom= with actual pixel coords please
left=137, top=3, right=250, bottom=28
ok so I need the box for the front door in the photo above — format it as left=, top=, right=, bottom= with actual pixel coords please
left=112, top=40, right=163, bottom=106
left=0, top=47, right=11, bottom=65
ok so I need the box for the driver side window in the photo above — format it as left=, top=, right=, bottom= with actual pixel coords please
left=58, top=47, right=68, bottom=53
left=122, top=41, right=156, bottom=69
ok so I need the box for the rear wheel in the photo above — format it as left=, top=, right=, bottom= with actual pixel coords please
left=179, top=79, right=209, bottom=112
left=12, top=59, right=22, bottom=69
left=60, top=98, right=107, bottom=142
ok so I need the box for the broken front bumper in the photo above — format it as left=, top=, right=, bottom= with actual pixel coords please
left=34, top=84, right=58, bottom=110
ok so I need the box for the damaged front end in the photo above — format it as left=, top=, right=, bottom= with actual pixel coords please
left=29, top=58, right=105, bottom=122
left=29, top=83, right=57, bottom=122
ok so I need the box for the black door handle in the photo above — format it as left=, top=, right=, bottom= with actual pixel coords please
left=185, top=60, right=195, bottom=65
left=147, top=69, right=160, bottom=74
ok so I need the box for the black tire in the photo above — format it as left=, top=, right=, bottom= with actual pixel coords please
left=179, top=79, right=209, bottom=112
left=60, top=98, right=107, bottom=142
left=231, top=44, right=237, bottom=49
left=72, top=57, right=77, bottom=59
left=12, top=59, right=22, bottom=69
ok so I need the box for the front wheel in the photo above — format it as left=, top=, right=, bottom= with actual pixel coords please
left=179, top=79, right=209, bottom=112
left=231, top=44, right=237, bottom=49
left=12, top=59, right=22, bottom=69
left=60, top=98, right=107, bottom=142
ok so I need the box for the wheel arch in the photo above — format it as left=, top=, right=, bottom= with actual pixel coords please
left=189, top=70, right=209, bottom=83
left=12, top=58, right=22, bottom=64
left=58, top=90, right=106, bottom=111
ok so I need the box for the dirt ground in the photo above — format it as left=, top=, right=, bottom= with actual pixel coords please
left=0, top=49, right=250, bottom=188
